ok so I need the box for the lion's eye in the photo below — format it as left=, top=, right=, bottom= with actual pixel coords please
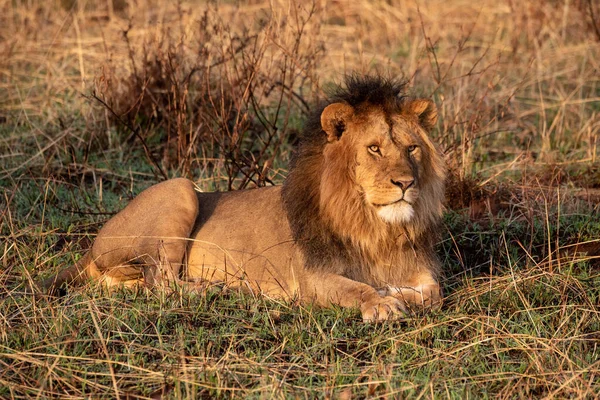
left=407, top=145, right=418, bottom=153
left=368, top=145, right=381, bottom=154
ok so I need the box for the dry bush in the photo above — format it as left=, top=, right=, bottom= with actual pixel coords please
left=93, top=2, right=324, bottom=188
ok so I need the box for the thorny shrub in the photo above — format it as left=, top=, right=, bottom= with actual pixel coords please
left=94, top=2, right=323, bottom=189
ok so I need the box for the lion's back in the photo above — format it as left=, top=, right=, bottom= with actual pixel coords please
left=187, top=186, right=303, bottom=296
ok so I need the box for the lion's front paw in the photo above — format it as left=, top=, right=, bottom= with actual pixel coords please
left=386, top=284, right=443, bottom=312
left=360, top=296, right=407, bottom=322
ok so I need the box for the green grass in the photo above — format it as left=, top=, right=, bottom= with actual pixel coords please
left=2, top=147, right=599, bottom=398
left=2, top=274, right=597, bottom=398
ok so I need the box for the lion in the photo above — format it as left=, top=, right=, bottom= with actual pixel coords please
left=42, top=75, right=447, bottom=322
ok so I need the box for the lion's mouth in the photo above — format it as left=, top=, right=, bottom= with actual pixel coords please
left=373, top=198, right=412, bottom=208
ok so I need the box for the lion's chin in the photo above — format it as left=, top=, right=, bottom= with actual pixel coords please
left=376, top=201, right=415, bottom=224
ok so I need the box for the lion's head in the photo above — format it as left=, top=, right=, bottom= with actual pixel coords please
left=282, top=75, right=446, bottom=279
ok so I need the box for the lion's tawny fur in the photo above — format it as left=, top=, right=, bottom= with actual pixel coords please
left=42, top=75, right=447, bottom=322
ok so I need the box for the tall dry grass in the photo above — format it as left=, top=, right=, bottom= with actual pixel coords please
left=2, top=0, right=598, bottom=181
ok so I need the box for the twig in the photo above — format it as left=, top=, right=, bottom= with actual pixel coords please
left=53, top=205, right=116, bottom=216
left=588, top=0, right=600, bottom=42
left=85, top=92, right=168, bottom=181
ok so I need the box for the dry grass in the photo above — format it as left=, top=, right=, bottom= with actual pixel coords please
left=1, top=0, right=599, bottom=398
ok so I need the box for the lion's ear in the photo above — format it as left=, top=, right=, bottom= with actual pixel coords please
left=406, top=99, right=438, bottom=131
left=321, top=103, right=354, bottom=142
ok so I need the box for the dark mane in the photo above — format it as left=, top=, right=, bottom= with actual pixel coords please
left=281, top=75, right=411, bottom=275
left=297, top=74, right=408, bottom=148
left=331, top=74, right=408, bottom=113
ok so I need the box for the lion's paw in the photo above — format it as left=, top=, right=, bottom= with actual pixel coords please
left=385, top=284, right=443, bottom=312
left=360, top=296, right=407, bottom=323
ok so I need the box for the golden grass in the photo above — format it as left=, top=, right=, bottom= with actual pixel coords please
left=2, top=0, right=598, bottom=177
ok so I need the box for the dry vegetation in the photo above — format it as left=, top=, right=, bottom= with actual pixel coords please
left=1, top=0, right=599, bottom=398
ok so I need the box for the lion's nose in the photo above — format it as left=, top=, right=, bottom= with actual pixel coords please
left=391, top=178, right=415, bottom=190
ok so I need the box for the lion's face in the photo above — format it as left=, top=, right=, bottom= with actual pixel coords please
left=320, top=100, right=444, bottom=226
left=354, top=110, right=429, bottom=223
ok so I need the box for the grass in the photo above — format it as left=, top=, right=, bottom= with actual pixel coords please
left=1, top=0, right=600, bottom=398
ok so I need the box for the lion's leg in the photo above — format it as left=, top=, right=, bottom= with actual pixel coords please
left=41, top=252, right=103, bottom=295
left=301, top=271, right=407, bottom=322
left=134, top=235, right=190, bottom=287
left=91, top=178, right=199, bottom=289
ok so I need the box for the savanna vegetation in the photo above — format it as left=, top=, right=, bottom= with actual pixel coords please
left=1, top=0, right=599, bottom=398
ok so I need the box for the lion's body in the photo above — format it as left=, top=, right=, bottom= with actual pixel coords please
left=43, top=76, right=447, bottom=321
left=187, top=186, right=301, bottom=298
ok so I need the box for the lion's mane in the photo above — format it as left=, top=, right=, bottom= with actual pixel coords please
left=281, top=75, right=446, bottom=286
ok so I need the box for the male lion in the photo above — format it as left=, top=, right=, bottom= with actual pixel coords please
left=43, top=75, right=447, bottom=322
